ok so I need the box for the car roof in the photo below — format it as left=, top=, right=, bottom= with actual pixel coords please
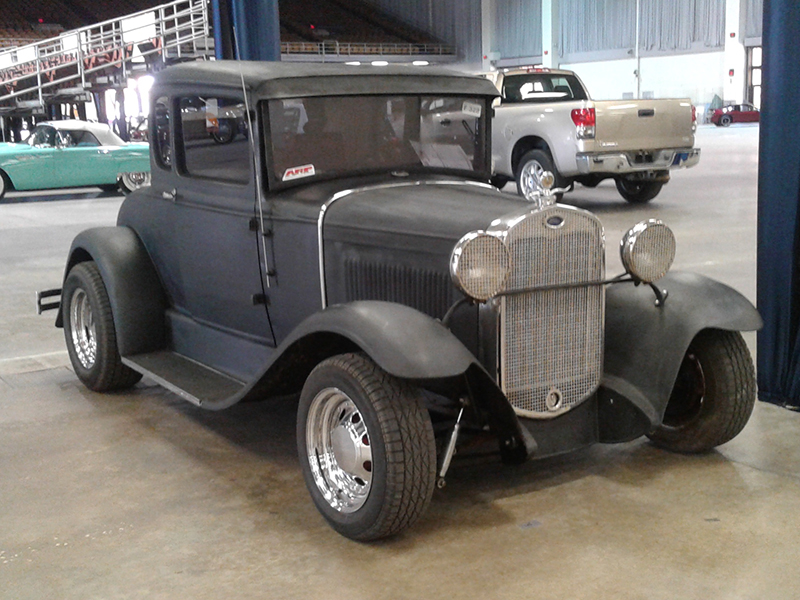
left=39, top=120, right=125, bottom=146
left=154, top=60, right=500, bottom=100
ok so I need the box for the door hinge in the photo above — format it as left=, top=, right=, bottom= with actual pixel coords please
left=251, top=293, right=268, bottom=306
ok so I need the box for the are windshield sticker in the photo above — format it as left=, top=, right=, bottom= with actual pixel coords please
left=462, top=101, right=482, bottom=118
left=282, top=164, right=316, bottom=181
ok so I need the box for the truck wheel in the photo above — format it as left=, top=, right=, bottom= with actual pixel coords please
left=63, top=262, right=142, bottom=392
left=720, top=115, right=732, bottom=127
left=615, top=178, right=663, bottom=203
left=119, top=172, right=151, bottom=194
left=516, top=149, right=563, bottom=198
left=647, top=329, right=756, bottom=453
left=297, top=353, right=436, bottom=541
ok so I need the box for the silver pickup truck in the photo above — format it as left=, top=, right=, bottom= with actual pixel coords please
left=485, top=67, right=700, bottom=203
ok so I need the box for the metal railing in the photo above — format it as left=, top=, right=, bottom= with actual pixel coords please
left=0, top=0, right=211, bottom=108
left=281, top=41, right=456, bottom=57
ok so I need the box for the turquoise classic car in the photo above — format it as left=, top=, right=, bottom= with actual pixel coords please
left=0, top=120, right=151, bottom=200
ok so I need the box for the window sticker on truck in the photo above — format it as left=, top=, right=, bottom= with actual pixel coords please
left=283, top=164, right=315, bottom=181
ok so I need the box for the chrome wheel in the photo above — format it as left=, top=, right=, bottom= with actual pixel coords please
left=305, top=387, right=373, bottom=513
left=69, top=288, right=96, bottom=369
left=120, top=171, right=151, bottom=192
left=519, top=158, right=545, bottom=197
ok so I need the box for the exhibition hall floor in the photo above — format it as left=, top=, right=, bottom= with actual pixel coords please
left=3, top=124, right=799, bottom=599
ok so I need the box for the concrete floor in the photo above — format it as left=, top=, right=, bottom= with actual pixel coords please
left=2, top=124, right=800, bottom=599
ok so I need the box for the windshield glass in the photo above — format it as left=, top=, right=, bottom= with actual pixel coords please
left=502, top=73, right=588, bottom=103
left=267, top=94, right=489, bottom=186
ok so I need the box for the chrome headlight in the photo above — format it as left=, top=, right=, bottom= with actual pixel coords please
left=620, top=220, right=676, bottom=283
left=450, top=231, right=510, bottom=302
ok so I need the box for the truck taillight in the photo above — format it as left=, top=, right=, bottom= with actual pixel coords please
left=691, top=105, right=697, bottom=132
left=571, top=108, right=596, bottom=139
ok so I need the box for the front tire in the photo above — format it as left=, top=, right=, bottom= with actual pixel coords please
left=615, top=177, right=664, bottom=203
left=720, top=114, right=732, bottom=126
left=647, top=329, right=756, bottom=453
left=63, top=262, right=142, bottom=392
left=0, top=169, right=10, bottom=200
left=297, top=353, right=436, bottom=541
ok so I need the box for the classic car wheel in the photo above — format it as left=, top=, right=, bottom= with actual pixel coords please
left=211, top=119, right=236, bottom=144
left=515, top=149, right=563, bottom=198
left=615, top=178, right=664, bottom=203
left=647, top=329, right=756, bottom=453
left=720, top=114, right=732, bottom=126
left=119, top=172, right=151, bottom=194
left=63, top=262, right=142, bottom=392
left=0, top=169, right=10, bottom=200
left=297, top=353, right=436, bottom=541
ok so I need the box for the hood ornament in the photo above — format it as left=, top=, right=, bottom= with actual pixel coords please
left=520, top=169, right=573, bottom=210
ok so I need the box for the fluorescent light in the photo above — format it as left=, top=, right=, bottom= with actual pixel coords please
left=412, top=60, right=429, bottom=66
left=371, top=60, right=389, bottom=66
left=345, top=61, right=361, bottom=65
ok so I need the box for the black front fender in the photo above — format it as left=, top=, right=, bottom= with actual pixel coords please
left=238, top=301, right=535, bottom=463
left=59, top=227, right=167, bottom=356
left=602, top=271, right=761, bottom=433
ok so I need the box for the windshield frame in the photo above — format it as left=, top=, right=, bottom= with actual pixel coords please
left=261, top=93, right=493, bottom=192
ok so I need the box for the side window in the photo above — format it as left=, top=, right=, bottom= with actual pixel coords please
left=153, top=96, right=172, bottom=169
left=178, top=95, right=250, bottom=184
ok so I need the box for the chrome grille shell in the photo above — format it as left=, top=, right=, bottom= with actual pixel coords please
left=489, top=205, right=605, bottom=419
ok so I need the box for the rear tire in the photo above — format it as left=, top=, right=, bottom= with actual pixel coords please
left=615, top=178, right=663, bottom=203
left=297, top=353, right=436, bottom=541
left=119, top=171, right=151, bottom=194
left=515, top=149, right=563, bottom=199
left=647, top=329, right=756, bottom=453
left=63, top=262, right=142, bottom=392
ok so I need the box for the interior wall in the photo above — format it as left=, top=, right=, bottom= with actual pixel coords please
left=562, top=51, right=726, bottom=116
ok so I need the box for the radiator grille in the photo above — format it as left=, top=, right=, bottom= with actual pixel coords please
left=345, top=260, right=454, bottom=319
left=500, top=207, right=605, bottom=418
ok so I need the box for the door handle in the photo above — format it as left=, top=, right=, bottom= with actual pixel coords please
left=161, top=188, right=177, bottom=201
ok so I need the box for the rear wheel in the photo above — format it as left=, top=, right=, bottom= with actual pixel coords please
left=63, top=262, right=142, bottom=392
left=297, top=353, right=436, bottom=541
left=615, top=178, right=664, bottom=203
left=647, top=329, right=756, bottom=453
left=119, top=171, right=151, bottom=194
left=515, top=149, right=563, bottom=199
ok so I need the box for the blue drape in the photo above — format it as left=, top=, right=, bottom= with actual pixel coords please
left=756, top=0, right=800, bottom=409
left=211, top=0, right=281, bottom=61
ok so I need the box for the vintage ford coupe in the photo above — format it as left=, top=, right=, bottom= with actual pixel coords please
left=41, top=62, right=761, bottom=541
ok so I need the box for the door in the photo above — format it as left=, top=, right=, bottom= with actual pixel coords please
left=54, top=129, right=118, bottom=187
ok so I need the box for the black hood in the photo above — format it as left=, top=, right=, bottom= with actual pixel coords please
left=323, top=180, right=526, bottom=245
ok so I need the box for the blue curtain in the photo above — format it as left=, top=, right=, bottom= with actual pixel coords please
left=211, top=0, right=280, bottom=61
left=757, top=0, right=800, bottom=410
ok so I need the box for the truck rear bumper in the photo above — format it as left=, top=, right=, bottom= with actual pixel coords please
left=575, top=147, right=700, bottom=175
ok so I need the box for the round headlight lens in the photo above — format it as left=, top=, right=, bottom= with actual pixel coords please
left=620, top=219, right=676, bottom=283
left=450, top=231, right=510, bottom=302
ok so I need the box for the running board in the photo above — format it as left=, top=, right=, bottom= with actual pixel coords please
left=122, top=351, right=244, bottom=408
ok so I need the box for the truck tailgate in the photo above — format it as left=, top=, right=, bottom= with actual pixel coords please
left=593, top=99, right=694, bottom=152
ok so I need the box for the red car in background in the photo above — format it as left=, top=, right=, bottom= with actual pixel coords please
left=711, top=103, right=760, bottom=126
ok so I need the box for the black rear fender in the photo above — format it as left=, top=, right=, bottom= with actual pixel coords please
left=59, top=227, right=167, bottom=356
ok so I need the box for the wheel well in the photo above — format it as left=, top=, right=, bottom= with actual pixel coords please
left=0, top=168, right=14, bottom=190
left=511, top=136, right=552, bottom=175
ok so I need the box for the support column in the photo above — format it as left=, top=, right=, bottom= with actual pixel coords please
left=542, top=0, right=559, bottom=68
left=723, top=0, right=746, bottom=102
left=481, top=0, right=496, bottom=72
